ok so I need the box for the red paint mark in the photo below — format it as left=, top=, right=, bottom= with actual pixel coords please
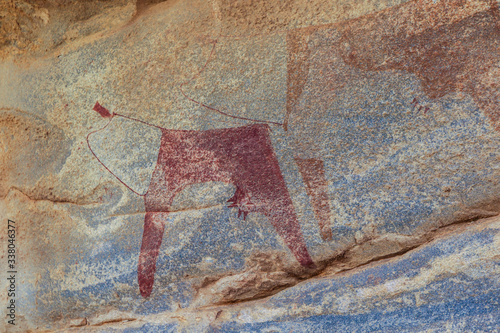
left=336, top=0, right=499, bottom=127
left=227, top=187, right=255, bottom=220
left=410, top=98, right=431, bottom=114
left=138, top=124, right=315, bottom=297
left=93, top=101, right=113, bottom=118
left=285, top=28, right=313, bottom=131
left=295, top=158, right=333, bottom=241
left=87, top=104, right=315, bottom=298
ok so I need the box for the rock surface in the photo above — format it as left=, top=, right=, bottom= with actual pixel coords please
left=0, top=0, right=499, bottom=331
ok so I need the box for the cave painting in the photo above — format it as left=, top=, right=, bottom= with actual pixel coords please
left=89, top=102, right=316, bottom=298
left=87, top=0, right=499, bottom=298
left=283, top=0, right=500, bottom=134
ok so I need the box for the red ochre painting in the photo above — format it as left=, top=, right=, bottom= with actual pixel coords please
left=89, top=102, right=320, bottom=298
left=86, top=0, right=499, bottom=298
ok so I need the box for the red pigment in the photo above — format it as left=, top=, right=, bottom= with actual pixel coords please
left=89, top=104, right=316, bottom=298
left=93, top=102, right=113, bottom=118
left=138, top=124, right=315, bottom=297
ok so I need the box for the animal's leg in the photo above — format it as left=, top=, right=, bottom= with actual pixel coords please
left=227, top=125, right=315, bottom=268
left=138, top=211, right=168, bottom=298
left=267, top=204, right=316, bottom=268
left=295, top=157, right=333, bottom=241
left=228, top=182, right=314, bottom=262
left=284, top=28, right=312, bottom=131
left=285, top=28, right=333, bottom=241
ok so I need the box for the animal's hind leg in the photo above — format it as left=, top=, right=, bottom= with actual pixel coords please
left=267, top=205, right=316, bottom=268
left=295, top=157, right=333, bottom=241
left=285, top=28, right=333, bottom=241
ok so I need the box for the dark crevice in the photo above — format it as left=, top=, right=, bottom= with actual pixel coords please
left=135, top=0, right=168, bottom=13
left=59, top=211, right=500, bottom=330
left=130, top=0, right=172, bottom=21
left=2, top=186, right=102, bottom=206
left=90, top=318, right=137, bottom=327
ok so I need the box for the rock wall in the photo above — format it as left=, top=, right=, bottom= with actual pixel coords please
left=0, top=0, right=499, bottom=331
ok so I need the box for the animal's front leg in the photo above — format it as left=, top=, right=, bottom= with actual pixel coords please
left=138, top=211, right=168, bottom=298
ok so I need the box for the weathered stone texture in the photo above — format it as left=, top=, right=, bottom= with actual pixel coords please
left=0, top=0, right=499, bottom=331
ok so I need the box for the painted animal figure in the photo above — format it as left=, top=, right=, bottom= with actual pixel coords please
left=89, top=103, right=314, bottom=298
left=184, top=0, right=499, bottom=247
left=88, top=0, right=499, bottom=298
left=283, top=0, right=499, bottom=243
